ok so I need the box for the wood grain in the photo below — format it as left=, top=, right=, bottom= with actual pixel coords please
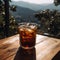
left=0, top=34, right=60, bottom=60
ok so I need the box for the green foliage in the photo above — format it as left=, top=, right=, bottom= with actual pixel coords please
left=10, top=5, right=16, bottom=11
left=54, top=0, right=60, bottom=6
left=35, top=9, right=60, bottom=38
left=0, top=0, right=17, bottom=39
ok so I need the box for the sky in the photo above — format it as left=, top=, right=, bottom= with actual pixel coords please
left=12, top=0, right=54, bottom=4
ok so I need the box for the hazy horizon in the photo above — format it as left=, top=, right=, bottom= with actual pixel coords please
left=12, top=0, right=54, bottom=4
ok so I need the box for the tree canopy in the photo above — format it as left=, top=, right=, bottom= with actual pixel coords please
left=0, top=0, right=17, bottom=38
left=54, top=0, right=60, bottom=6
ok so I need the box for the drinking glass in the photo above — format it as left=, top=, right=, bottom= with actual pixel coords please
left=18, top=22, right=37, bottom=49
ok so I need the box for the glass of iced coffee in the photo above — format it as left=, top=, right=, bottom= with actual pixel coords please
left=18, top=22, right=37, bottom=49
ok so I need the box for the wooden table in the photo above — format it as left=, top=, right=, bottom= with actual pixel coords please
left=0, top=34, right=60, bottom=60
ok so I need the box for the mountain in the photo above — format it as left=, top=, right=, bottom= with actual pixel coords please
left=10, top=1, right=60, bottom=11
left=10, top=1, right=60, bottom=23
left=10, top=6, right=38, bottom=23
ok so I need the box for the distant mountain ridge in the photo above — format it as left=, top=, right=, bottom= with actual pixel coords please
left=10, top=1, right=60, bottom=11
left=10, top=5, right=36, bottom=16
left=10, top=1, right=60, bottom=23
left=10, top=6, right=37, bottom=23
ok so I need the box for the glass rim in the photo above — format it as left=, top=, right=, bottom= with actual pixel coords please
left=18, top=22, right=38, bottom=26
left=18, top=22, right=38, bottom=30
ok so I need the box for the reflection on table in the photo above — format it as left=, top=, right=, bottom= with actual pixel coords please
left=14, top=47, right=36, bottom=60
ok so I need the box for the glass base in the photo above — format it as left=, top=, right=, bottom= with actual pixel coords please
left=21, top=46, right=34, bottom=49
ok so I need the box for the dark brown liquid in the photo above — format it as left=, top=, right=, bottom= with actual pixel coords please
left=19, top=28, right=36, bottom=48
